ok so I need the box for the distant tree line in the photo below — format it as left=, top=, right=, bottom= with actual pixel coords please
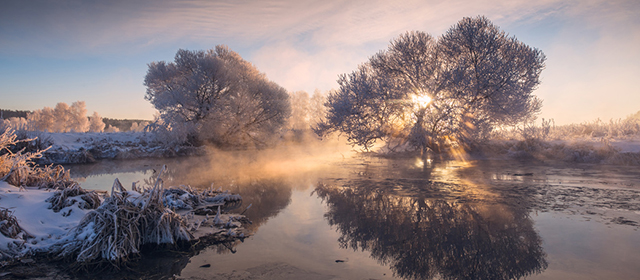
left=102, top=118, right=151, bottom=133
left=0, top=109, right=29, bottom=119
left=0, top=103, right=150, bottom=133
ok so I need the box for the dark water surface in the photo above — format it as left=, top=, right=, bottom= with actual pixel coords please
left=64, top=153, right=640, bottom=280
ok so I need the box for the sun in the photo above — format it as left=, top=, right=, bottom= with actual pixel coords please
left=412, top=94, right=432, bottom=107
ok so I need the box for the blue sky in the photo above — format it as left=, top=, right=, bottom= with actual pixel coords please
left=1, top=0, right=639, bottom=123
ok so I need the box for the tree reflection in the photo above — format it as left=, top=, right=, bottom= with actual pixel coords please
left=315, top=180, right=547, bottom=280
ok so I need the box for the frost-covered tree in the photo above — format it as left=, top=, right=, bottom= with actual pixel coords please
left=309, top=89, right=328, bottom=128
left=52, top=103, right=71, bottom=132
left=144, top=45, right=291, bottom=147
left=0, top=117, right=30, bottom=131
left=68, top=101, right=90, bottom=132
left=288, top=91, right=311, bottom=131
left=28, top=101, right=92, bottom=133
left=287, top=89, right=328, bottom=132
left=89, top=111, right=106, bottom=132
left=129, top=121, right=149, bottom=132
left=318, top=16, right=545, bottom=153
left=27, top=107, right=55, bottom=132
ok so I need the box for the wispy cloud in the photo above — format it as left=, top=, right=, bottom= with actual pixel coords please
left=1, top=0, right=567, bottom=55
left=1, top=0, right=639, bottom=121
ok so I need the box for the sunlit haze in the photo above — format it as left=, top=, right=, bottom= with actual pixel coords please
left=1, top=0, right=639, bottom=124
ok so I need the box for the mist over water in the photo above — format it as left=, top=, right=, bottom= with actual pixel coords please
left=61, top=140, right=640, bottom=279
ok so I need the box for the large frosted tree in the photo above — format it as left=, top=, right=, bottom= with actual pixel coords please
left=318, top=16, right=545, bottom=153
left=144, top=45, right=291, bottom=147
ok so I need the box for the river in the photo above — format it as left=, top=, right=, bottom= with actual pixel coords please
left=61, top=150, right=640, bottom=280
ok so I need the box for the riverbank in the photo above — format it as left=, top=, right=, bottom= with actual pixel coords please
left=35, top=132, right=205, bottom=164
left=0, top=133, right=251, bottom=273
left=23, top=130, right=640, bottom=167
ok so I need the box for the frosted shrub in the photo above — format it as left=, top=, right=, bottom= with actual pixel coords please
left=0, top=117, right=31, bottom=132
left=0, top=129, right=46, bottom=184
left=0, top=129, right=80, bottom=189
left=129, top=121, right=149, bottom=132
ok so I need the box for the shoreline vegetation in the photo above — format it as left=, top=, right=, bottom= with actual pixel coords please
left=0, top=129, right=250, bottom=272
left=5, top=121, right=640, bottom=167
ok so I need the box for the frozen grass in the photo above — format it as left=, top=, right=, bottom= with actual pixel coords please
left=53, top=175, right=191, bottom=265
left=46, top=183, right=101, bottom=213
left=0, top=208, right=32, bottom=261
left=491, top=117, right=640, bottom=141
left=53, top=171, right=245, bottom=266
left=482, top=117, right=640, bottom=165
left=0, top=129, right=49, bottom=185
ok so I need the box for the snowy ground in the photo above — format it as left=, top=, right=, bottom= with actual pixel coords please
left=545, top=137, right=640, bottom=153
left=475, top=136, right=640, bottom=166
left=0, top=178, right=249, bottom=268
left=38, top=132, right=204, bottom=164
left=0, top=181, right=90, bottom=259
left=608, top=138, right=640, bottom=153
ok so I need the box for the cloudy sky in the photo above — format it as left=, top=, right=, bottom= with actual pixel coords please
left=1, top=0, right=639, bottom=123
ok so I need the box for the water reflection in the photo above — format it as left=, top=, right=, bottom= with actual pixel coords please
left=315, top=179, right=548, bottom=280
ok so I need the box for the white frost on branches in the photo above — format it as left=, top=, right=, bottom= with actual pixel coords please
left=26, top=101, right=104, bottom=133
left=318, top=16, right=545, bottom=153
left=144, top=45, right=291, bottom=148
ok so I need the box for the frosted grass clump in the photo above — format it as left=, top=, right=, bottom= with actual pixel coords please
left=54, top=173, right=191, bottom=264
left=54, top=167, right=246, bottom=265
left=46, top=183, right=101, bottom=212
left=0, top=208, right=32, bottom=261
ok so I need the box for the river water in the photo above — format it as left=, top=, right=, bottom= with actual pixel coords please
left=64, top=150, right=640, bottom=280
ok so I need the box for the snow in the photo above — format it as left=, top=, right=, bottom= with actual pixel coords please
left=44, top=131, right=155, bottom=156
left=44, top=132, right=146, bottom=151
left=0, top=181, right=92, bottom=256
left=36, top=131, right=205, bottom=164
left=0, top=178, right=249, bottom=264
left=546, top=137, right=640, bottom=153
left=610, top=139, right=640, bottom=153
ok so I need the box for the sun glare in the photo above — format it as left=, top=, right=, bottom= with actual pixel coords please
left=412, top=94, right=432, bottom=107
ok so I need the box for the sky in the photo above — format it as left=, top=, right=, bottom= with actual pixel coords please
left=0, top=0, right=639, bottom=124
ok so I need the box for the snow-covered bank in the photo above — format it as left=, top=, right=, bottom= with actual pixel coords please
left=0, top=178, right=249, bottom=266
left=476, top=137, right=640, bottom=165
left=1, top=129, right=249, bottom=267
left=0, top=181, right=90, bottom=261
left=38, top=132, right=204, bottom=164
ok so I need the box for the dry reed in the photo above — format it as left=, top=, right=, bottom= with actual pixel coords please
left=0, top=208, right=33, bottom=261
left=46, top=183, right=101, bottom=212
left=54, top=168, right=193, bottom=265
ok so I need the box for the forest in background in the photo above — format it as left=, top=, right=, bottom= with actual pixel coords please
left=0, top=108, right=150, bottom=132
